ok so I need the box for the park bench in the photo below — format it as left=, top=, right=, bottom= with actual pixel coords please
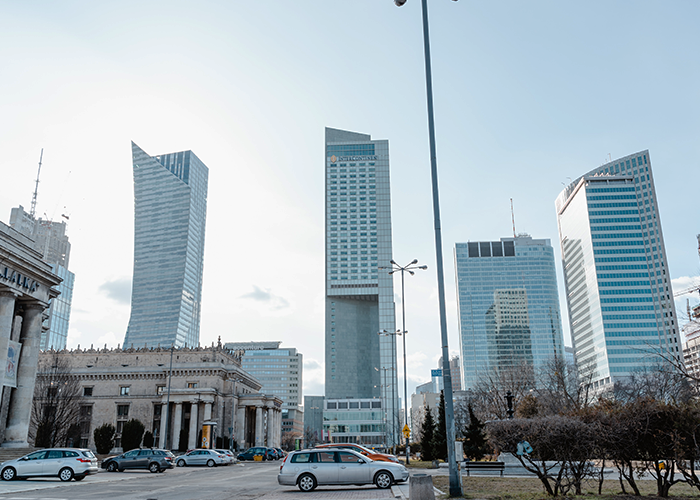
left=463, top=461, right=505, bottom=477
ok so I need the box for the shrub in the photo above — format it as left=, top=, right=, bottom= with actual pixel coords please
left=94, top=423, right=116, bottom=454
left=121, top=419, right=145, bottom=451
left=143, top=430, right=154, bottom=448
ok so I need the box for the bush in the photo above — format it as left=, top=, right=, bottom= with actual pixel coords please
left=94, top=423, right=116, bottom=454
left=66, top=423, right=82, bottom=447
left=121, top=419, right=145, bottom=451
left=143, top=431, right=154, bottom=448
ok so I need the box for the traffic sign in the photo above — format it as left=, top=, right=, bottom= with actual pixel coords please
left=402, top=425, right=410, bottom=439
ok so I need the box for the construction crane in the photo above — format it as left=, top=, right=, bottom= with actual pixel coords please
left=674, top=234, right=700, bottom=298
left=30, top=149, right=43, bottom=218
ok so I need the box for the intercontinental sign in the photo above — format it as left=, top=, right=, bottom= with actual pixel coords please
left=329, top=155, right=378, bottom=162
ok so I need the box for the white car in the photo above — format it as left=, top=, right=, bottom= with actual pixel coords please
left=278, top=448, right=409, bottom=492
left=214, top=449, right=235, bottom=465
left=176, top=449, right=228, bottom=467
left=1, top=448, right=98, bottom=482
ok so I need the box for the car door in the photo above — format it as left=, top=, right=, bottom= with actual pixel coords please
left=137, top=450, right=153, bottom=468
left=16, top=451, right=47, bottom=477
left=310, top=451, right=338, bottom=485
left=120, top=449, right=140, bottom=469
left=41, top=449, right=67, bottom=476
left=337, top=451, right=370, bottom=484
left=192, top=450, right=206, bottom=465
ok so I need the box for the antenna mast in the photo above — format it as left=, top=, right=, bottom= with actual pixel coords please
left=510, top=198, right=516, bottom=237
left=30, top=149, right=43, bottom=218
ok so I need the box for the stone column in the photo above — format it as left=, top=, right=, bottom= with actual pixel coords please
left=171, top=403, right=183, bottom=451
left=276, top=410, right=281, bottom=447
left=203, top=402, right=212, bottom=421
left=255, top=406, right=263, bottom=446
left=161, top=403, right=169, bottom=449
left=235, top=405, right=245, bottom=450
left=4, top=303, right=44, bottom=447
left=188, top=403, right=199, bottom=450
left=0, top=291, right=18, bottom=444
left=266, top=407, right=274, bottom=446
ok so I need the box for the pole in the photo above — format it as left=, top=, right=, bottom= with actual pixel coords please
left=163, top=345, right=174, bottom=449
left=420, top=0, right=462, bottom=495
left=392, top=337, right=398, bottom=455
left=401, top=269, right=410, bottom=464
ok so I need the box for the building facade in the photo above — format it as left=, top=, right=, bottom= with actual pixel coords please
left=324, top=127, right=398, bottom=447
left=224, top=341, right=303, bottom=439
left=455, top=236, right=565, bottom=391
left=35, top=343, right=282, bottom=452
left=302, top=395, right=325, bottom=447
left=0, top=221, right=61, bottom=447
left=124, top=142, right=208, bottom=349
left=556, top=151, right=680, bottom=390
left=9, top=206, right=74, bottom=351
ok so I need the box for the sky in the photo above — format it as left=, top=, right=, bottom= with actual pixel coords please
left=1, top=1, right=699, bottom=401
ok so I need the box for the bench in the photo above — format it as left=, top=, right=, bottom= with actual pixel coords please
left=463, top=461, right=505, bottom=477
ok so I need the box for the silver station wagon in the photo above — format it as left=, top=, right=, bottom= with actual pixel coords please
left=278, top=448, right=409, bottom=492
left=1, top=448, right=98, bottom=482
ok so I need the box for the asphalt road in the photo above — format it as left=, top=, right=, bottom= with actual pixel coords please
left=0, top=460, right=284, bottom=500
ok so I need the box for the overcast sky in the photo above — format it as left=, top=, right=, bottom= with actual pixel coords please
left=1, top=1, right=698, bottom=400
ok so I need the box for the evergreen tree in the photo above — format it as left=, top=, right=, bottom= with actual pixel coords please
left=143, top=430, right=154, bottom=448
left=434, top=391, right=448, bottom=460
left=463, top=404, right=489, bottom=460
left=421, top=403, right=436, bottom=461
left=121, top=419, right=145, bottom=451
left=94, top=423, right=116, bottom=454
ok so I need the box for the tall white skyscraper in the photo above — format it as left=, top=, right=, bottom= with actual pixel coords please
left=556, top=150, right=679, bottom=390
left=124, top=142, right=208, bottom=349
left=323, top=127, right=398, bottom=447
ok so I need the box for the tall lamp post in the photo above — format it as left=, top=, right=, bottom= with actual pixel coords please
left=160, top=344, right=174, bottom=450
left=393, top=0, right=462, bottom=495
left=379, top=259, right=427, bottom=464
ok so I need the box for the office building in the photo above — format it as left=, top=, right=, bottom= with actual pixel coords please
left=9, top=206, right=74, bottom=350
left=455, top=236, right=565, bottom=391
left=556, top=151, right=680, bottom=390
left=224, top=341, right=303, bottom=438
left=324, top=127, right=398, bottom=447
left=124, top=142, right=208, bottom=349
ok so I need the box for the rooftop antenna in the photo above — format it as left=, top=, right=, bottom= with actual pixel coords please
left=30, top=148, right=43, bottom=218
left=510, top=198, right=516, bottom=238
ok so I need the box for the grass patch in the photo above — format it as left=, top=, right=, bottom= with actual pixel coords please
left=406, top=460, right=441, bottom=469
left=430, top=476, right=700, bottom=499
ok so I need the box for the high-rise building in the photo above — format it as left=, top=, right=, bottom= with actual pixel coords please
left=324, top=127, right=398, bottom=447
left=124, top=142, right=208, bottom=349
left=9, top=206, right=74, bottom=350
left=455, top=236, right=565, bottom=391
left=556, top=150, right=679, bottom=390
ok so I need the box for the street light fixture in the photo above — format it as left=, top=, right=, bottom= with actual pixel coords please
left=393, top=0, right=462, bottom=495
left=379, top=259, right=427, bottom=464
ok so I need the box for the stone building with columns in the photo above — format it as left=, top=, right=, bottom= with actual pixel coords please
left=1, top=222, right=61, bottom=447
left=35, top=342, right=283, bottom=452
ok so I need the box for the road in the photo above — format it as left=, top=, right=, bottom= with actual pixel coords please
left=0, top=461, right=397, bottom=500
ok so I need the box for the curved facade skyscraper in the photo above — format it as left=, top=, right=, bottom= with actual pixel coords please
left=124, top=142, right=208, bottom=348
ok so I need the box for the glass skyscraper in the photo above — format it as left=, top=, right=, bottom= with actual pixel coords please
left=124, top=142, right=208, bottom=349
left=455, top=236, right=565, bottom=391
left=556, top=150, right=679, bottom=390
left=324, top=127, right=398, bottom=447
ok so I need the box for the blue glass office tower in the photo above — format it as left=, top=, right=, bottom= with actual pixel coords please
left=324, top=127, right=398, bottom=447
left=124, top=142, right=208, bottom=348
left=556, top=151, right=679, bottom=390
left=455, top=236, right=565, bottom=391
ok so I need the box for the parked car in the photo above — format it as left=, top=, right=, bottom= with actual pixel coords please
left=267, top=447, right=282, bottom=460
left=1, top=448, right=98, bottom=482
left=176, top=449, right=228, bottom=467
left=273, top=447, right=286, bottom=459
left=237, top=447, right=275, bottom=461
left=278, top=448, right=409, bottom=492
left=214, top=449, right=235, bottom=465
left=101, top=448, right=175, bottom=473
left=315, top=443, right=400, bottom=463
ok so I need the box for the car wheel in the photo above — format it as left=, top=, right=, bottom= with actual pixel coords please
left=374, top=471, right=393, bottom=489
left=177, top=459, right=186, bottom=467
left=149, top=462, right=160, bottom=473
left=206, top=459, right=215, bottom=467
left=59, top=467, right=74, bottom=482
left=1, top=467, right=16, bottom=481
left=107, top=462, right=118, bottom=472
left=298, top=473, right=317, bottom=492
left=74, top=475, right=85, bottom=481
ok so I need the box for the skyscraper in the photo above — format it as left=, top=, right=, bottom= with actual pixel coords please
left=556, top=151, right=679, bottom=390
left=9, top=206, right=74, bottom=350
left=455, top=236, right=565, bottom=390
left=124, top=142, right=208, bottom=349
left=323, top=127, right=398, bottom=447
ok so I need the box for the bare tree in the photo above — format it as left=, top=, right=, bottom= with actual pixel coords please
left=30, top=352, right=83, bottom=448
left=471, top=361, right=535, bottom=420
left=534, top=356, right=596, bottom=416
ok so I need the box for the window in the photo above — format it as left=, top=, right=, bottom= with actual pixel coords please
left=119, top=386, right=130, bottom=396
left=117, top=405, right=130, bottom=418
left=157, top=385, right=166, bottom=395
left=83, top=387, right=93, bottom=397
left=187, top=382, right=198, bottom=389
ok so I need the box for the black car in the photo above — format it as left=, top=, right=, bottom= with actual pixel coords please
left=237, top=447, right=275, bottom=461
left=101, top=448, right=175, bottom=473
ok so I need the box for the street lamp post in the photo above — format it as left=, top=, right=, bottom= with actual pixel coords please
left=379, top=259, right=427, bottom=464
left=374, top=366, right=390, bottom=449
left=394, top=0, right=463, bottom=495
left=163, top=344, right=174, bottom=450
left=378, top=332, right=399, bottom=454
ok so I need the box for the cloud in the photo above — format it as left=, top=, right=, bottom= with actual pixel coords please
left=240, top=285, right=289, bottom=310
left=99, top=277, right=132, bottom=305
left=304, top=359, right=321, bottom=370
left=302, top=357, right=324, bottom=397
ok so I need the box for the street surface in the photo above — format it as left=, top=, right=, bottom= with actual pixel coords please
left=0, top=461, right=398, bottom=500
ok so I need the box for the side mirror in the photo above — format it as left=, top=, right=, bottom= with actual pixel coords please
left=358, top=459, right=366, bottom=464
left=19, top=457, right=28, bottom=461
